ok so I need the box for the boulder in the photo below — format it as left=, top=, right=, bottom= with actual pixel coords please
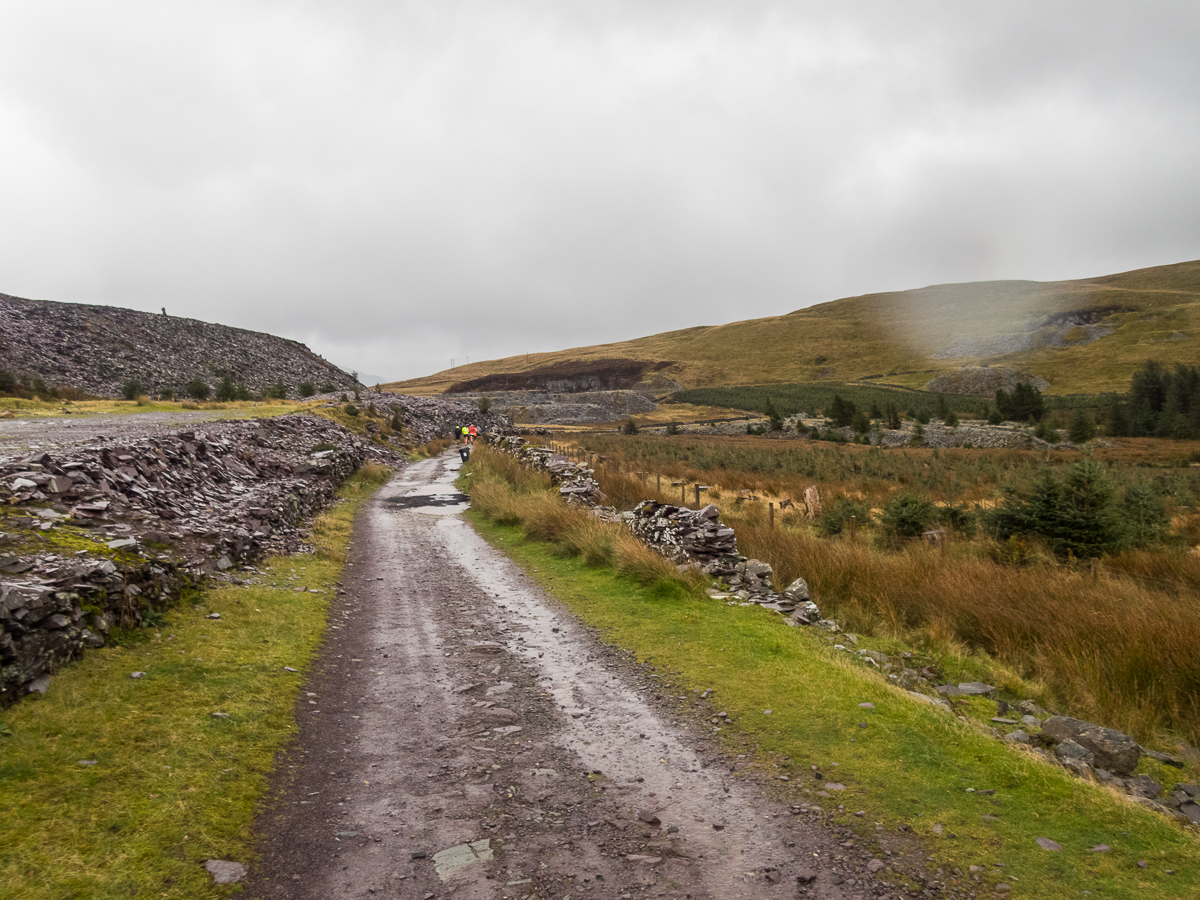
left=782, top=577, right=810, bottom=603
left=1041, top=716, right=1141, bottom=776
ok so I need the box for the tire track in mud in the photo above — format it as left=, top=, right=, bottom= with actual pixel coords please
left=245, top=453, right=901, bottom=900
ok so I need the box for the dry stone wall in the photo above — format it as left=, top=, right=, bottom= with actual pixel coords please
left=489, top=436, right=827, bottom=626
left=1, top=413, right=384, bottom=705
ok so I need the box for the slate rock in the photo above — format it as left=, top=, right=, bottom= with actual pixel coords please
left=204, top=860, right=247, bottom=884
left=1042, top=716, right=1141, bottom=776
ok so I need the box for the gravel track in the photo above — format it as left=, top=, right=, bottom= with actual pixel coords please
left=242, top=453, right=917, bottom=900
left=0, top=410, right=259, bottom=457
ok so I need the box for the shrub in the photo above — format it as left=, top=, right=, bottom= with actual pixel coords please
left=850, top=409, right=870, bottom=434
left=1123, top=484, right=1171, bottom=549
left=266, top=380, right=288, bottom=399
left=884, top=401, right=901, bottom=430
left=944, top=409, right=959, bottom=427
left=987, top=408, right=1004, bottom=425
left=937, top=502, right=978, bottom=538
left=390, top=410, right=404, bottom=432
left=1068, top=409, right=1097, bottom=443
left=818, top=498, right=872, bottom=537
left=829, top=394, right=856, bottom=427
left=623, top=418, right=639, bottom=435
left=1034, top=419, right=1060, bottom=443
left=215, top=376, right=237, bottom=402
left=880, top=492, right=937, bottom=542
left=135, top=395, right=152, bottom=406
left=121, top=380, right=144, bottom=401
left=989, top=459, right=1124, bottom=558
left=665, top=421, right=680, bottom=435
left=0, top=368, right=15, bottom=395
left=186, top=379, right=210, bottom=400
left=477, top=396, right=492, bottom=414
left=765, top=397, right=783, bottom=432
left=320, top=382, right=334, bottom=393
left=344, top=403, right=360, bottom=417
left=299, top=381, right=316, bottom=398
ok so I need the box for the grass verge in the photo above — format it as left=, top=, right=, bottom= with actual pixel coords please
left=0, top=463, right=390, bottom=900
left=463, top=451, right=1200, bottom=900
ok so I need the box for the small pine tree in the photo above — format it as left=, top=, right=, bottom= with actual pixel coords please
left=215, top=376, right=237, bottom=402
left=299, top=381, right=316, bottom=398
left=765, top=397, right=783, bottom=431
left=623, top=418, right=639, bottom=435
left=884, top=401, right=901, bottom=430
left=829, top=394, right=856, bottom=427
left=935, top=393, right=949, bottom=420
left=1068, top=409, right=1097, bottom=443
left=944, top=409, right=959, bottom=427
left=477, top=396, right=492, bottom=414
left=121, top=379, right=144, bottom=401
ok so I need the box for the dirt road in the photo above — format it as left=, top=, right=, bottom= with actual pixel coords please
left=244, top=453, right=899, bottom=900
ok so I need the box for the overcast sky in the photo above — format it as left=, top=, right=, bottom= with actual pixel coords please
left=1, top=2, right=1197, bottom=382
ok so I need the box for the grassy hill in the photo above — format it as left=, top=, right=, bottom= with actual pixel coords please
left=389, top=259, right=1200, bottom=397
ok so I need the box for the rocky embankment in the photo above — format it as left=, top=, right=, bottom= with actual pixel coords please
left=0, top=413, right=395, bottom=705
left=473, top=389, right=659, bottom=425
left=0, top=292, right=359, bottom=398
left=337, top=390, right=516, bottom=445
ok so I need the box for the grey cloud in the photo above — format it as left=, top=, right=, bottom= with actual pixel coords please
left=0, top=2, right=1196, bottom=381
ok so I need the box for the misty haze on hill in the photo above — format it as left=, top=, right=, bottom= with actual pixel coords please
left=0, top=2, right=1196, bottom=381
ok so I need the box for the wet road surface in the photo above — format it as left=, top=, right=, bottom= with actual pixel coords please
left=244, top=453, right=887, bottom=900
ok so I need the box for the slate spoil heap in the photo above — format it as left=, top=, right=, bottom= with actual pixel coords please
left=1, top=413, right=381, bottom=705
left=341, top=390, right=515, bottom=447
left=0, top=291, right=359, bottom=399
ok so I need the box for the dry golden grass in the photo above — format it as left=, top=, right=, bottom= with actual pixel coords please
left=723, top=513, right=1200, bottom=748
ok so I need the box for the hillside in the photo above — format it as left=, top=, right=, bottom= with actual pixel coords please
left=0, top=293, right=359, bottom=399
left=390, top=259, right=1200, bottom=397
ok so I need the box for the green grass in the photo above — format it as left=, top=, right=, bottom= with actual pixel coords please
left=469, top=515, right=1199, bottom=898
left=461, top=450, right=1200, bottom=899
left=0, top=465, right=389, bottom=900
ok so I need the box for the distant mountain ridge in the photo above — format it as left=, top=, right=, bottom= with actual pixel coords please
left=0, top=293, right=359, bottom=399
left=391, top=259, right=1200, bottom=397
